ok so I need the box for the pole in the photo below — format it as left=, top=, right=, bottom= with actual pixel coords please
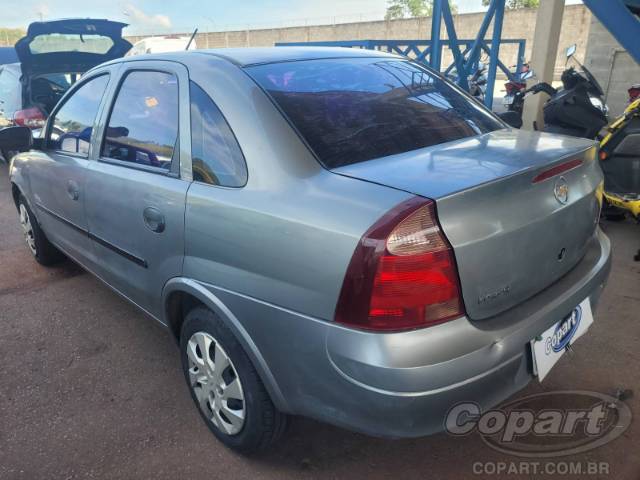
left=522, top=0, right=565, bottom=130
left=430, top=0, right=443, bottom=70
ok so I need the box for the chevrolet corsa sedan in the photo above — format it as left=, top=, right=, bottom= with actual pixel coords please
left=7, top=48, right=611, bottom=452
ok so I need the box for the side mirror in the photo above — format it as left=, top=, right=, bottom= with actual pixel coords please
left=566, top=44, right=577, bottom=58
left=0, top=126, right=33, bottom=152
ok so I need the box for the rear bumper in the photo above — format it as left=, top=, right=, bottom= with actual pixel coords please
left=201, top=228, right=611, bottom=438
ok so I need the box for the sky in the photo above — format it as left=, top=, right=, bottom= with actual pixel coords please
left=1, top=0, right=582, bottom=34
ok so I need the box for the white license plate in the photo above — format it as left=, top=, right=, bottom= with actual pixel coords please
left=503, top=95, right=515, bottom=106
left=531, top=298, right=594, bottom=382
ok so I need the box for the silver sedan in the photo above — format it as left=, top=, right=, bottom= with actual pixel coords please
left=5, top=47, right=610, bottom=452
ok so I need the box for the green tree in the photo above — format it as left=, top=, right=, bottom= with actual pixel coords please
left=385, top=0, right=458, bottom=20
left=481, top=0, right=539, bottom=8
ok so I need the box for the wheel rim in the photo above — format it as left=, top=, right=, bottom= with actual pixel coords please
left=187, top=331, right=245, bottom=435
left=19, top=204, right=36, bottom=255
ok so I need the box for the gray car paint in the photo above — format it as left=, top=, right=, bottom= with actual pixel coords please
left=9, top=48, right=611, bottom=438
left=334, top=129, right=601, bottom=319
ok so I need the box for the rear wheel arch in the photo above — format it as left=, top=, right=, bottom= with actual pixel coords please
left=11, top=182, right=21, bottom=211
left=162, top=278, right=290, bottom=412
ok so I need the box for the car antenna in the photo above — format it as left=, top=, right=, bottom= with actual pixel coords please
left=185, top=28, right=198, bottom=50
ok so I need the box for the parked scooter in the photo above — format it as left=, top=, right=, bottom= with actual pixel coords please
left=539, top=44, right=609, bottom=138
left=497, top=45, right=639, bottom=221
left=599, top=90, right=640, bottom=220
left=468, top=62, right=488, bottom=103
left=497, top=44, right=609, bottom=138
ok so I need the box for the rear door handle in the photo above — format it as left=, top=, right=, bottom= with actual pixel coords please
left=67, top=180, right=80, bottom=201
left=143, top=206, right=165, bottom=233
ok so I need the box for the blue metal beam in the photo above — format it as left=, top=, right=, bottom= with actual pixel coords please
left=441, top=0, right=469, bottom=90
left=583, top=0, right=640, bottom=64
left=276, top=0, right=517, bottom=106
left=484, top=0, right=505, bottom=108
left=430, top=0, right=444, bottom=70
left=278, top=39, right=524, bottom=85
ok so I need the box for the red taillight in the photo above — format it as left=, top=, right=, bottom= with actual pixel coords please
left=629, top=86, right=640, bottom=102
left=335, top=197, right=465, bottom=332
left=14, top=107, right=45, bottom=129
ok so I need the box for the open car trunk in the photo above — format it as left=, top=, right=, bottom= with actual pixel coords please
left=334, top=129, right=603, bottom=320
left=15, top=19, right=132, bottom=113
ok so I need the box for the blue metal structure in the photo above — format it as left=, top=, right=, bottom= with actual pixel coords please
left=276, top=0, right=521, bottom=108
left=583, top=0, right=640, bottom=65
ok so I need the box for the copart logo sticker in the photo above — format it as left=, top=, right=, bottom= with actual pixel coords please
left=445, top=391, right=632, bottom=458
left=548, top=305, right=581, bottom=353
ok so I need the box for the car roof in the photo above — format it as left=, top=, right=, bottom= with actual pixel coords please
left=107, top=46, right=398, bottom=68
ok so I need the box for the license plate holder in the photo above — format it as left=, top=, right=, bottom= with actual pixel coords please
left=530, top=298, right=594, bottom=382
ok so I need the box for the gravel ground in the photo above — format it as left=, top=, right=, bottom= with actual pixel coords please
left=0, top=164, right=638, bottom=480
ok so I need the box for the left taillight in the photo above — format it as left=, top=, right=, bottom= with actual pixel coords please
left=13, top=107, right=45, bottom=129
left=334, top=197, right=465, bottom=332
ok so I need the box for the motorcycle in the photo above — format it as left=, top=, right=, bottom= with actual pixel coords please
left=503, top=61, right=531, bottom=113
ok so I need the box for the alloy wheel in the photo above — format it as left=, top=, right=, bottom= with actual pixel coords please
left=19, top=204, right=36, bottom=255
left=186, top=331, right=246, bottom=435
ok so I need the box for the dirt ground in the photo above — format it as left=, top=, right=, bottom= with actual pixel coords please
left=0, top=165, right=638, bottom=480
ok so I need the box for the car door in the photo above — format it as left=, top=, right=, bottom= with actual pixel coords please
left=85, top=61, right=191, bottom=319
left=27, top=71, right=112, bottom=263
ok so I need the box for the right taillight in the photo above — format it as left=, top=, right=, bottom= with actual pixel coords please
left=14, top=107, right=45, bottom=129
left=335, top=197, right=465, bottom=332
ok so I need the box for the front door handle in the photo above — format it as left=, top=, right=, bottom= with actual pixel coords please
left=67, top=180, right=80, bottom=201
left=143, top=206, right=165, bottom=233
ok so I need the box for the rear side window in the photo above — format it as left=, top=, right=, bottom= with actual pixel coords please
left=102, top=71, right=178, bottom=171
left=247, top=58, right=503, bottom=169
left=190, top=81, right=247, bottom=187
left=0, top=68, right=21, bottom=115
left=48, top=74, right=109, bottom=157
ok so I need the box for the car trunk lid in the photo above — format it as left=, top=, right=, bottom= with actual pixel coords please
left=333, top=129, right=603, bottom=319
left=14, top=19, right=132, bottom=75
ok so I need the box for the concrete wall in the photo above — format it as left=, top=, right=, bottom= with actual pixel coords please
left=125, top=4, right=592, bottom=79
left=584, top=15, right=640, bottom=118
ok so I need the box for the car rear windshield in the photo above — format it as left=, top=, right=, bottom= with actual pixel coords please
left=246, top=57, right=503, bottom=169
left=28, top=33, right=114, bottom=55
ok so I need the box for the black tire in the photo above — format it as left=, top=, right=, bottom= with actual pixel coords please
left=180, top=306, right=287, bottom=453
left=17, top=195, right=64, bottom=266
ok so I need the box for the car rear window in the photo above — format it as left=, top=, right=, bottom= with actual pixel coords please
left=28, top=33, right=114, bottom=55
left=246, top=57, right=503, bottom=169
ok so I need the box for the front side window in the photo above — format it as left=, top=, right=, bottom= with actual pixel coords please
left=247, top=58, right=503, bottom=169
left=190, top=81, right=247, bottom=187
left=102, top=71, right=178, bottom=171
left=48, top=74, right=109, bottom=157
